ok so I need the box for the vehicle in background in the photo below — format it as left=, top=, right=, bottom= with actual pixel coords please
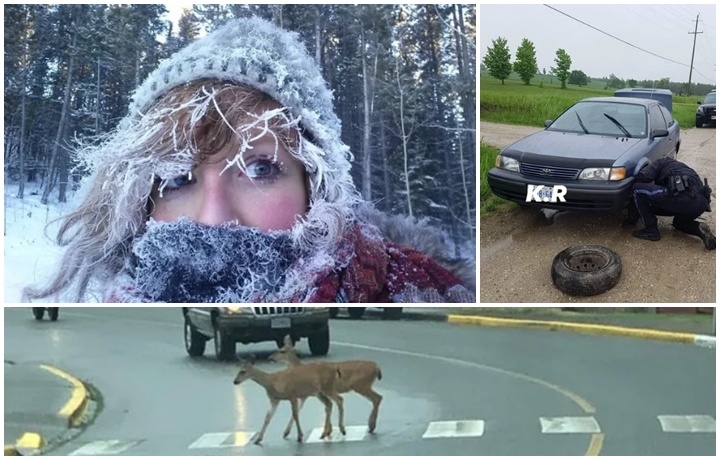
left=696, top=90, right=716, bottom=128
left=32, top=307, right=59, bottom=321
left=182, top=307, right=330, bottom=361
left=329, top=307, right=403, bottom=320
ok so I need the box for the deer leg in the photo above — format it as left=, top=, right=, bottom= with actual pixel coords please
left=356, top=388, right=383, bottom=434
left=283, top=397, right=306, bottom=439
left=290, top=397, right=304, bottom=443
left=329, top=393, right=346, bottom=436
left=317, top=393, right=334, bottom=439
left=254, top=398, right=280, bottom=445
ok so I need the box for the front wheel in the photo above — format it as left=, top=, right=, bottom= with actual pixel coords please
left=308, top=325, right=330, bottom=356
left=48, top=308, right=59, bottom=321
left=348, top=307, right=366, bottom=319
left=214, top=324, right=236, bottom=361
left=329, top=307, right=339, bottom=319
left=32, top=308, right=45, bottom=320
left=184, top=315, right=206, bottom=357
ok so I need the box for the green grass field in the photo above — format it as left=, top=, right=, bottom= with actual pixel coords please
left=480, top=75, right=700, bottom=128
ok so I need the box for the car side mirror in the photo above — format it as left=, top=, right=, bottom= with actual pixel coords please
left=544, top=120, right=553, bottom=128
left=698, top=101, right=702, bottom=105
left=651, top=129, right=669, bottom=138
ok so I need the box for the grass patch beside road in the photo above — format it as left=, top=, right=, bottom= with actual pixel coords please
left=480, top=142, right=516, bottom=216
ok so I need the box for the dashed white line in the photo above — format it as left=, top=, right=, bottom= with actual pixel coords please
left=68, top=440, right=143, bottom=456
left=540, top=417, right=601, bottom=434
left=658, top=415, right=716, bottom=433
left=422, top=420, right=485, bottom=439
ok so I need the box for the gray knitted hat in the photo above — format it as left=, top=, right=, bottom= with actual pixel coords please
left=128, top=16, right=350, bottom=174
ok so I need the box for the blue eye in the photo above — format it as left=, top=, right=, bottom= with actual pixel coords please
left=164, top=173, right=195, bottom=191
left=247, top=159, right=280, bottom=180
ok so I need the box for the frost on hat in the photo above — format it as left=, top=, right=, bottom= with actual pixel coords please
left=128, top=17, right=346, bottom=164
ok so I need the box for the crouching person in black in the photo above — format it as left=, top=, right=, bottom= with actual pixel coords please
left=624, top=157, right=715, bottom=250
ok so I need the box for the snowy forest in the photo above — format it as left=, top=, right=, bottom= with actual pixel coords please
left=4, top=4, right=477, bottom=247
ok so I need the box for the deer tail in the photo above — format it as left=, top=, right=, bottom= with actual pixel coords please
left=377, top=366, right=382, bottom=381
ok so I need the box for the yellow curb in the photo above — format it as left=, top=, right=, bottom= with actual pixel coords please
left=447, top=315, right=698, bottom=344
left=4, top=445, right=19, bottom=456
left=15, top=433, right=42, bottom=450
left=39, top=364, right=89, bottom=428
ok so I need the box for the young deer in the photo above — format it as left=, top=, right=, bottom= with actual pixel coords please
left=270, top=335, right=383, bottom=436
left=233, top=355, right=345, bottom=445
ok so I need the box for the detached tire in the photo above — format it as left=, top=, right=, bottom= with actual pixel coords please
left=551, top=245, right=622, bottom=296
left=32, top=307, right=45, bottom=320
left=48, top=308, right=59, bottom=321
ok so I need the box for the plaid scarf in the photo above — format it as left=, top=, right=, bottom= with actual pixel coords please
left=105, top=222, right=475, bottom=303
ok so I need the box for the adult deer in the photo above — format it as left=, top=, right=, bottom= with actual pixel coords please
left=233, top=355, right=345, bottom=445
left=270, top=335, right=383, bottom=436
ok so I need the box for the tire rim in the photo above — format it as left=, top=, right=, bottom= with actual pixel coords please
left=562, top=250, right=610, bottom=272
left=184, top=322, right=192, bottom=350
left=215, top=328, right=222, bottom=355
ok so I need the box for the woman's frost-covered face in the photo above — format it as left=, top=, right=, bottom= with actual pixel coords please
left=149, top=100, right=308, bottom=232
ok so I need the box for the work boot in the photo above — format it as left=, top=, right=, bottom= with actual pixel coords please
left=632, top=227, right=661, bottom=241
left=699, top=223, right=716, bottom=250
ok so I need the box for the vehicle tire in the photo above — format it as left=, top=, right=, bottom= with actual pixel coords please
left=308, top=325, right=330, bottom=356
left=348, top=307, right=366, bottom=319
left=32, top=307, right=45, bottom=320
left=551, top=245, right=622, bottom=297
left=48, top=308, right=59, bottom=322
left=184, top=315, right=206, bottom=357
left=696, top=119, right=703, bottom=128
left=213, top=324, right=236, bottom=361
left=329, top=307, right=339, bottom=319
left=382, top=307, right=403, bottom=320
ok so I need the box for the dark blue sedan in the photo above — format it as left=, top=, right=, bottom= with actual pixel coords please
left=487, top=97, right=681, bottom=211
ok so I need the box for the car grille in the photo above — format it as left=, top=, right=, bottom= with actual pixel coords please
left=707, top=107, right=716, bottom=117
left=252, top=307, right=304, bottom=316
left=521, top=162, right=580, bottom=180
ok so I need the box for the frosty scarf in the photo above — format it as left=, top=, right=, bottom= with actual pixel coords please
left=105, top=220, right=475, bottom=303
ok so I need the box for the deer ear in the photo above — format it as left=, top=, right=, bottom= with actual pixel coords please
left=246, top=353, right=257, bottom=364
left=284, top=335, right=293, bottom=347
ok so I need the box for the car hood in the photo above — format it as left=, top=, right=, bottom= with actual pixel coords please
left=505, top=130, right=641, bottom=165
left=699, top=103, right=716, bottom=110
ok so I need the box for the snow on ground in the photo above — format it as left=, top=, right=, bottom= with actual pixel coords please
left=4, top=181, right=74, bottom=303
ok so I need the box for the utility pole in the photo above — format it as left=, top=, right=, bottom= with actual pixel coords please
left=687, top=14, right=702, bottom=96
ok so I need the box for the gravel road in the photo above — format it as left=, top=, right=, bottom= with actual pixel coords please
left=480, top=121, right=716, bottom=303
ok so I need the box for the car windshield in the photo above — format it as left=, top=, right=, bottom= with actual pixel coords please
left=548, top=101, right=647, bottom=138
left=703, top=93, right=716, bottom=104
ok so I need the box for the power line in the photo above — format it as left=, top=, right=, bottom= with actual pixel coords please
left=543, top=5, right=689, bottom=68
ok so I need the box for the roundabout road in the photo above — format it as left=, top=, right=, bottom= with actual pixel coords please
left=4, top=307, right=715, bottom=456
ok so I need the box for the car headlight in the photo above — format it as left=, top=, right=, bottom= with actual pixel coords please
left=697, top=107, right=704, bottom=114
left=580, top=167, right=626, bottom=181
left=495, top=155, right=520, bottom=172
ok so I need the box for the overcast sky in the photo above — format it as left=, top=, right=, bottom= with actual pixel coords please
left=480, top=4, right=716, bottom=85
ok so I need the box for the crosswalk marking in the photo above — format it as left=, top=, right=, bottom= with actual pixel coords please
left=306, top=425, right=369, bottom=443
left=658, top=415, right=716, bottom=433
left=64, top=413, right=717, bottom=454
left=540, top=417, right=601, bottom=434
left=188, top=431, right=255, bottom=449
left=68, top=440, right=143, bottom=456
left=423, top=420, right=485, bottom=439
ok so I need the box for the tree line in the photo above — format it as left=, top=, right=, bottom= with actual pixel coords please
left=4, top=4, right=476, bottom=246
left=482, top=36, right=714, bottom=95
